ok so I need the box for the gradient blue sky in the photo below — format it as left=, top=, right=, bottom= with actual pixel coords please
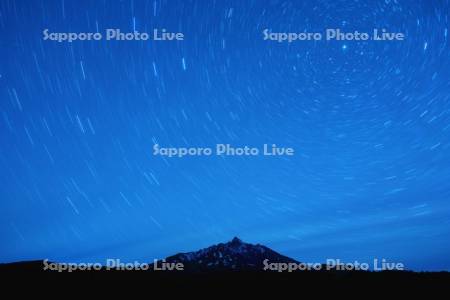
left=1, top=0, right=450, bottom=271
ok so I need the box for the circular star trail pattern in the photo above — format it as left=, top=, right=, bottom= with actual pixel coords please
left=0, top=0, right=449, bottom=270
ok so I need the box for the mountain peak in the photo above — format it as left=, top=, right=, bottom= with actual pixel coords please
left=230, top=237, right=243, bottom=245
left=162, top=237, right=298, bottom=271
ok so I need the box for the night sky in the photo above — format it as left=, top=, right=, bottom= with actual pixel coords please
left=1, top=0, right=450, bottom=271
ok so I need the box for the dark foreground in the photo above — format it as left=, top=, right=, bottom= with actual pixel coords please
left=2, top=260, right=450, bottom=290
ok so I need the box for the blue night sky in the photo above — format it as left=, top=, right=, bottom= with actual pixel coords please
left=1, top=0, right=450, bottom=271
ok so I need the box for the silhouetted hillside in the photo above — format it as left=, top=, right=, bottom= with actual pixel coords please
left=159, top=237, right=298, bottom=271
left=1, top=237, right=450, bottom=288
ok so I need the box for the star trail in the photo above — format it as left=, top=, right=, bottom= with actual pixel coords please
left=0, top=0, right=450, bottom=271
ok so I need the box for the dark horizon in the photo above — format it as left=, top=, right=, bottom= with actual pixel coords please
left=2, top=236, right=450, bottom=273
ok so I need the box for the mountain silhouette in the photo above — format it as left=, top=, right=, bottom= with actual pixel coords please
left=2, top=237, right=450, bottom=289
left=158, top=237, right=297, bottom=271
